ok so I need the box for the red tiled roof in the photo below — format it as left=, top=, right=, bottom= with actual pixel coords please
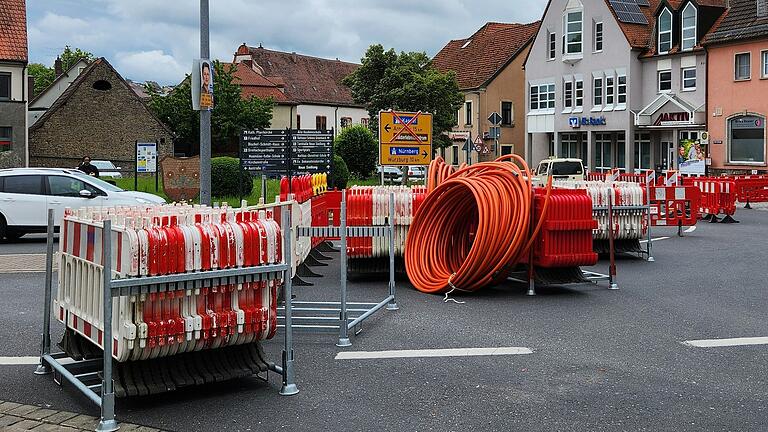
left=225, top=62, right=292, bottom=103
left=243, top=46, right=361, bottom=107
left=432, top=21, right=540, bottom=90
left=0, top=0, right=28, bottom=62
left=705, top=0, right=768, bottom=45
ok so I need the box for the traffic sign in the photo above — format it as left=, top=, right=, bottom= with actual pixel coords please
left=488, top=112, right=502, bottom=125
left=473, top=135, right=483, bottom=152
left=462, top=136, right=472, bottom=152
left=379, top=110, right=433, bottom=166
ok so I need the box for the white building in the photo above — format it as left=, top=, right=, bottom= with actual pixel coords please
left=28, top=58, right=89, bottom=126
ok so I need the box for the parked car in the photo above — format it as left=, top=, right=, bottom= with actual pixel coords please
left=376, top=166, right=403, bottom=183
left=0, top=168, right=165, bottom=240
left=90, top=160, right=123, bottom=179
left=406, top=166, right=426, bottom=181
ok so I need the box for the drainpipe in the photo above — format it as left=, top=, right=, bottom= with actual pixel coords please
left=334, top=106, right=339, bottom=137
left=23, top=63, right=28, bottom=167
left=290, top=105, right=294, bottom=129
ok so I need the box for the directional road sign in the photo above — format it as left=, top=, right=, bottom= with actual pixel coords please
left=379, top=110, right=433, bottom=166
left=488, top=112, right=503, bottom=125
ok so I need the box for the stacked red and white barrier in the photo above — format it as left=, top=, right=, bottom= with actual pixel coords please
left=56, top=203, right=283, bottom=362
left=346, top=186, right=427, bottom=258
left=554, top=181, right=646, bottom=240
left=280, top=173, right=328, bottom=203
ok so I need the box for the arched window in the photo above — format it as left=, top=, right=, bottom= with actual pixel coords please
left=658, top=8, right=673, bottom=54
left=681, top=3, right=697, bottom=51
left=728, top=115, right=766, bottom=163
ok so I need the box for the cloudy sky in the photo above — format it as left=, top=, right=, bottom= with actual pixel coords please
left=27, top=1, right=547, bottom=85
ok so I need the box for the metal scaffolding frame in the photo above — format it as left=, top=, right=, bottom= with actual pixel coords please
left=277, top=190, right=398, bottom=347
left=35, top=205, right=299, bottom=432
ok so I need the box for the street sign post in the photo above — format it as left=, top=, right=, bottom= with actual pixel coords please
left=488, top=112, right=502, bottom=125
left=462, top=136, right=472, bottom=165
left=379, top=110, right=433, bottom=166
left=488, top=112, right=502, bottom=158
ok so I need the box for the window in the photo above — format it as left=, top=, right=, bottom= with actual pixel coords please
left=593, top=77, right=603, bottom=107
left=658, top=8, right=673, bottom=54
left=595, top=133, right=613, bottom=171
left=560, top=133, right=580, bottom=158
left=564, top=11, right=583, bottom=55
left=0, top=73, right=10, bottom=100
left=728, top=115, right=765, bottom=163
left=465, top=101, right=472, bottom=125
left=501, top=102, right=513, bottom=126
left=617, top=75, right=627, bottom=105
left=361, top=118, right=369, bottom=127
left=451, top=145, right=459, bottom=165
left=340, top=117, right=352, bottom=128
left=530, top=84, right=555, bottom=111
left=606, top=76, right=615, bottom=105
left=47, top=176, right=94, bottom=197
left=575, top=80, right=583, bottom=108
left=3, top=175, right=43, bottom=195
left=548, top=32, right=556, bottom=60
left=616, top=132, right=626, bottom=169
left=658, top=70, right=672, bottom=92
left=594, top=21, right=603, bottom=52
left=634, top=132, right=651, bottom=169
left=762, top=51, right=768, bottom=78
left=682, top=67, right=697, bottom=90
left=315, top=116, right=327, bottom=130
left=296, top=114, right=301, bottom=129
left=735, top=53, right=751, bottom=80
left=681, top=3, right=697, bottom=51
left=564, top=80, right=574, bottom=109
left=0, top=127, right=10, bottom=153
left=92, top=80, right=112, bottom=91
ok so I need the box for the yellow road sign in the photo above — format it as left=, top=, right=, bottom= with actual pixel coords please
left=379, top=110, right=433, bottom=166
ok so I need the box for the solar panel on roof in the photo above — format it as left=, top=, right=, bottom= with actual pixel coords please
left=634, top=0, right=651, bottom=7
left=609, top=0, right=649, bottom=24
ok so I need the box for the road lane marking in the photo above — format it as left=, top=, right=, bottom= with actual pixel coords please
left=0, top=356, right=40, bottom=365
left=683, top=337, right=768, bottom=348
left=639, top=236, right=671, bottom=244
left=335, top=347, right=533, bottom=360
left=684, top=226, right=697, bottom=233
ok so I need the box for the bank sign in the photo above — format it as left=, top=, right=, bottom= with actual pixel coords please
left=569, top=116, right=607, bottom=128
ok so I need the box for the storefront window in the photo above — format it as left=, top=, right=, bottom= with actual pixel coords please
left=595, top=132, right=612, bottom=172
left=616, top=132, right=626, bottom=169
left=728, top=115, right=765, bottom=163
left=634, top=132, right=651, bottom=170
left=560, top=133, right=581, bottom=158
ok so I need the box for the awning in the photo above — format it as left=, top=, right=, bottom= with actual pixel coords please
left=633, top=93, right=704, bottom=127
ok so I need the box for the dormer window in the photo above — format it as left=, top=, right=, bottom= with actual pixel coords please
left=681, top=3, right=697, bottom=51
left=562, top=0, right=584, bottom=62
left=658, top=8, right=673, bottom=54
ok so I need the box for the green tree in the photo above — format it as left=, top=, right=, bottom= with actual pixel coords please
left=334, top=125, right=378, bottom=178
left=29, top=46, right=95, bottom=95
left=343, top=44, right=464, bottom=148
left=148, top=61, right=275, bottom=154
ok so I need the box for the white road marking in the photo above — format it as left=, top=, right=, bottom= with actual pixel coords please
left=639, top=236, right=671, bottom=244
left=0, top=356, right=40, bottom=365
left=684, top=226, right=697, bottom=233
left=683, top=337, right=768, bottom=348
left=335, top=347, right=533, bottom=360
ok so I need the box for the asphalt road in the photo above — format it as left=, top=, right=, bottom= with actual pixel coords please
left=0, top=209, right=767, bottom=431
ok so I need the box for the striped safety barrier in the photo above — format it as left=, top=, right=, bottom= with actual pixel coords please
left=690, top=178, right=737, bottom=220
left=648, top=185, right=701, bottom=226
left=56, top=203, right=283, bottom=363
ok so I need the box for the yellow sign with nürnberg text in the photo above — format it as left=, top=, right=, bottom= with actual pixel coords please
left=379, top=110, right=433, bottom=166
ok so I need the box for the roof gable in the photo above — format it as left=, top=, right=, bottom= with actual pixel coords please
left=30, top=58, right=91, bottom=106
left=433, top=21, right=540, bottom=90
left=0, top=0, right=27, bottom=62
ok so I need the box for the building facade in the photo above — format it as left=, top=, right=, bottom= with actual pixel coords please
left=0, top=0, right=29, bottom=168
left=526, top=0, right=725, bottom=174
left=28, top=58, right=89, bottom=126
left=704, top=0, right=768, bottom=174
left=233, top=45, right=368, bottom=135
left=29, top=58, right=174, bottom=171
left=433, top=22, right=540, bottom=165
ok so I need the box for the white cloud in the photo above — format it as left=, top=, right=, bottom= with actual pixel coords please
left=27, top=1, right=548, bottom=84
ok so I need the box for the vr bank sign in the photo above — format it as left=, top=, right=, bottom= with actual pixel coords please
left=569, top=116, right=607, bottom=128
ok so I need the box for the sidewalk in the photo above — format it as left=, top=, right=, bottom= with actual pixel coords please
left=0, top=254, right=59, bottom=274
left=0, top=400, right=160, bottom=431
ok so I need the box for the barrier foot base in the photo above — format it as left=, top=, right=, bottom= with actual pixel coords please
left=291, top=275, right=313, bottom=287
left=526, top=281, right=536, bottom=296
left=95, top=419, right=119, bottom=432
left=609, top=282, right=619, bottom=290
left=317, top=242, right=340, bottom=253
left=646, top=256, right=655, bottom=263
left=310, top=249, right=333, bottom=261
left=386, top=302, right=399, bottom=311
left=279, top=384, right=299, bottom=396
left=336, top=338, right=352, bottom=348
left=297, top=264, right=322, bottom=278
left=745, top=202, right=752, bottom=209
left=708, top=215, right=721, bottom=223
left=33, top=362, right=51, bottom=375
left=720, top=215, right=739, bottom=224
left=303, top=254, right=328, bottom=267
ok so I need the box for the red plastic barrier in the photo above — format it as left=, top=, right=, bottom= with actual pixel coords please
left=691, top=178, right=737, bottom=217
left=648, top=185, right=701, bottom=226
left=529, top=188, right=598, bottom=268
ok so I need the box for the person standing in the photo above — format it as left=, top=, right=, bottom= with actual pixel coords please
left=77, top=156, right=100, bottom=177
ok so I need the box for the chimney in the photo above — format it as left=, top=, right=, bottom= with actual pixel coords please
left=54, top=56, right=63, bottom=78
left=758, top=0, right=767, bottom=18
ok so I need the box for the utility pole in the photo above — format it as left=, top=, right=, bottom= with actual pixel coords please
left=199, top=0, right=212, bottom=205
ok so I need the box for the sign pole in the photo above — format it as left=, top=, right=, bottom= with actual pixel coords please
left=287, top=128, right=292, bottom=196
left=155, top=140, right=159, bottom=192
left=134, top=141, right=138, bottom=191
left=199, top=0, right=212, bottom=206
left=466, top=135, right=471, bottom=166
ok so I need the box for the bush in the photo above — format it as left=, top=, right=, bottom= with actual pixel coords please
left=329, top=155, right=349, bottom=190
left=211, top=157, right=253, bottom=197
left=334, top=125, right=377, bottom=178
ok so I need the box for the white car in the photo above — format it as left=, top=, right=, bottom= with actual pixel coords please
left=90, top=160, right=123, bottom=179
left=0, top=168, right=166, bottom=240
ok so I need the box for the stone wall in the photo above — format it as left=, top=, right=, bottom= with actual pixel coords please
left=29, top=60, right=174, bottom=171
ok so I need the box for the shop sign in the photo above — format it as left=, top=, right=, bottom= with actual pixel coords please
left=654, top=112, right=690, bottom=126
left=568, top=116, right=607, bottom=128
left=731, top=116, right=764, bottom=129
left=449, top=131, right=471, bottom=141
